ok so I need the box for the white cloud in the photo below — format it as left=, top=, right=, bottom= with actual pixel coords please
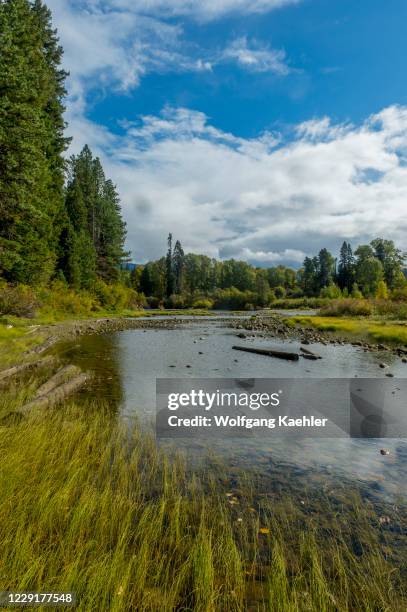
left=239, top=248, right=307, bottom=263
left=102, top=0, right=300, bottom=21
left=66, top=105, right=407, bottom=265
left=222, top=36, right=290, bottom=74
left=47, top=0, right=294, bottom=106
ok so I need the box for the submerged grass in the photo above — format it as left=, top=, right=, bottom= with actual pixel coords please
left=0, top=383, right=406, bottom=611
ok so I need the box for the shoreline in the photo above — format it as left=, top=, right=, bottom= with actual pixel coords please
left=2, top=309, right=407, bottom=372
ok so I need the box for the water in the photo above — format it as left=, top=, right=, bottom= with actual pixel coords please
left=59, top=317, right=407, bottom=503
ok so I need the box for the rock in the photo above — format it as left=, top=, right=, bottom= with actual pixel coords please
left=379, top=363, right=387, bottom=369
left=380, top=449, right=390, bottom=456
left=402, top=358, right=407, bottom=364
left=237, top=332, right=247, bottom=339
left=186, top=365, right=191, bottom=368
left=198, top=351, right=203, bottom=355
left=301, top=339, right=310, bottom=345
left=385, top=372, right=394, bottom=377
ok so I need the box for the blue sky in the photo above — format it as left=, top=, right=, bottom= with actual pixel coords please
left=48, top=0, right=407, bottom=265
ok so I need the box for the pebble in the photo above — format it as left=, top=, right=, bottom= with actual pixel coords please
left=380, top=449, right=390, bottom=456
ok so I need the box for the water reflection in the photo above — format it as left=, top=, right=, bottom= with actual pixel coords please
left=61, top=320, right=407, bottom=501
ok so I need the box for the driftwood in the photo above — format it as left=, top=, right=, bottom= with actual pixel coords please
left=19, top=372, right=89, bottom=414
left=300, top=347, right=322, bottom=360
left=24, top=335, right=58, bottom=356
left=34, top=364, right=81, bottom=398
left=232, top=345, right=299, bottom=361
left=0, top=355, right=55, bottom=383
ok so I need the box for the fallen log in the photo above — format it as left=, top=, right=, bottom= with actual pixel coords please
left=19, top=372, right=89, bottom=414
left=301, top=353, right=319, bottom=361
left=300, top=347, right=322, bottom=359
left=0, top=355, right=55, bottom=383
left=34, top=364, right=81, bottom=398
left=24, top=335, right=58, bottom=356
left=232, top=345, right=299, bottom=361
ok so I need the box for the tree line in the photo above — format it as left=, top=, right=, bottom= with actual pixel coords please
left=0, top=0, right=127, bottom=288
left=133, top=235, right=407, bottom=308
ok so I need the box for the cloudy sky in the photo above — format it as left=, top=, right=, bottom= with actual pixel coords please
left=47, top=0, right=407, bottom=266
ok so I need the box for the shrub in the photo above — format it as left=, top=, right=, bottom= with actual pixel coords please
left=320, top=299, right=373, bottom=317
left=272, top=297, right=326, bottom=310
left=165, top=294, right=186, bottom=309
left=146, top=296, right=162, bottom=309
left=374, top=300, right=407, bottom=320
left=274, top=286, right=286, bottom=299
left=191, top=298, right=214, bottom=309
left=391, top=286, right=407, bottom=302
left=38, top=281, right=97, bottom=317
left=0, top=283, right=39, bottom=317
left=351, top=283, right=363, bottom=299
left=93, top=280, right=139, bottom=311
left=320, top=283, right=342, bottom=299
left=375, top=280, right=389, bottom=300
left=213, top=287, right=257, bottom=310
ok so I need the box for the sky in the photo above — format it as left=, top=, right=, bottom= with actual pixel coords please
left=47, top=0, right=407, bottom=266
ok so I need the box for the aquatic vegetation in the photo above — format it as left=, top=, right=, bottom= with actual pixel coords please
left=0, top=390, right=406, bottom=611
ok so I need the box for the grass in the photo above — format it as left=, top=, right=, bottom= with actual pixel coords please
left=289, top=315, right=407, bottom=346
left=0, top=380, right=406, bottom=611
left=0, top=318, right=46, bottom=367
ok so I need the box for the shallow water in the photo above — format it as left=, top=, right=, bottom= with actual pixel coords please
left=60, top=318, right=407, bottom=503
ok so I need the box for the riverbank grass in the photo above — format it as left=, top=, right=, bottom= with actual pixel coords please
left=0, top=391, right=405, bottom=611
left=289, top=315, right=407, bottom=346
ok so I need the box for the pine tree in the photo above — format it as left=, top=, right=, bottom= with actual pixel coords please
left=173, top=240, right=184, bottom=294
left=166, top=233, right=174, bottom=297
left=0, top=0, right=69, bottom=283
left=59, top=145, right=127, bottom=287
left=337, top=241, right=355, bottom=291
left=318, top=248, right=335, bottom=290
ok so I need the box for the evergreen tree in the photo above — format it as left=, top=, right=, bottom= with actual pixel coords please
left=173, top=240, right=185, bottom=294
left=98, top=179, right=128, bottom=281
left=59, top=145, right=127, bottom=287
left=0, top=0, right=69, bottom=283
left=318, top=248, right=335, bottom=290
left=166, top=233, right=174, bottom=297
left=302, top=257, right=320, bottom=296
left=337, top=241, right=355, bottom=291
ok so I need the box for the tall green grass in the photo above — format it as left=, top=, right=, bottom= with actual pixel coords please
left=0, top=389, right=406, bottom=610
